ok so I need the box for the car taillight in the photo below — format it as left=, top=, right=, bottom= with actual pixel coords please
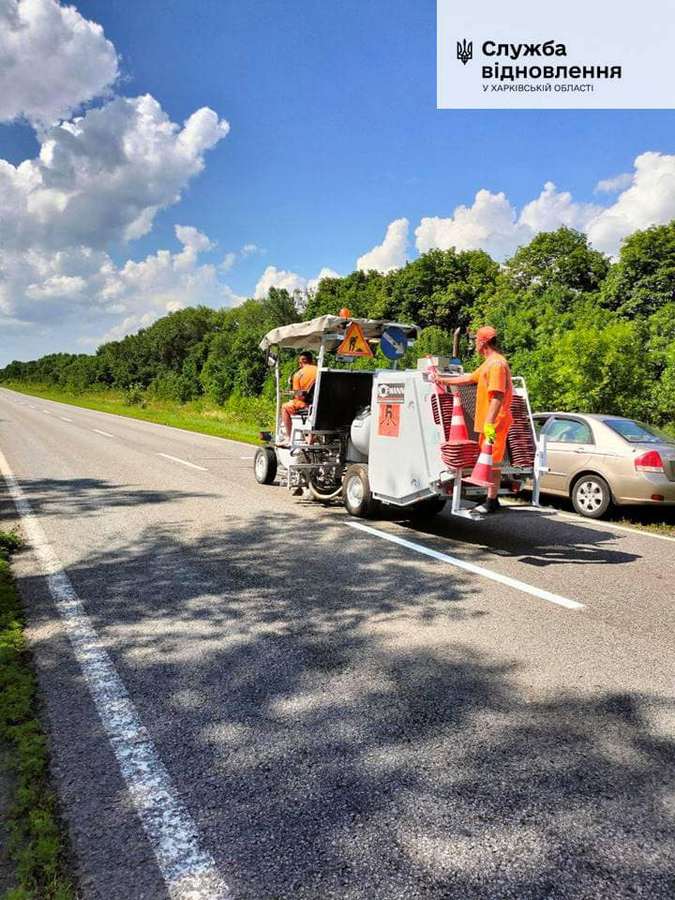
left=634, top=450, right=664, bottom=473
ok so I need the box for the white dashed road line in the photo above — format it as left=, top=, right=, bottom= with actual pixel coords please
left=346, top=520, right=584, bottom=610
left=92, top=429, right=114, bottom=438
left=157, top=452, right=208, bottom=472
left=0, top=448, right=230, bottom=900
left=60, top=417, right=73, bottom=423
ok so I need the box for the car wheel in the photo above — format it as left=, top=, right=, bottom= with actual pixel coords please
left=571, top=474, right=611, bottom=518
left=254, top=447, right=277, bottom=485
left=342, top=464, right=378, bottom=518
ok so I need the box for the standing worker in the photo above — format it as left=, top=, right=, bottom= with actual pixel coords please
left=432, top=325, right=513, bottom=514
left=280, top=351, right=318, bottom=442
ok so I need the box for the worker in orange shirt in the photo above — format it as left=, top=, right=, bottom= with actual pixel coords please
left=281, top=351, right=318, bottom=441
left=432, top=325, right=513, bottom=514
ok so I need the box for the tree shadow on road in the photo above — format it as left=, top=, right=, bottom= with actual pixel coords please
left=0, top=477, right=217, bottom=519
left=6, top=496, right=674, bottom=898
left=401, top=506, right=643, bottom=568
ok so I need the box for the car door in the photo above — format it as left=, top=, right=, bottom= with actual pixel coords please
left=540, top=416, right=595, bottom=495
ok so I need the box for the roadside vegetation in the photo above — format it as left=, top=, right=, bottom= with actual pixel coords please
left=1, top=383, right=272, bottom=446
left=2, top=225, right=675, bottom=436
left=0, top=531, right=74, bottom=900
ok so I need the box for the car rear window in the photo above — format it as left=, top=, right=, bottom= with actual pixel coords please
left=604, top=419, right=672, bottom=444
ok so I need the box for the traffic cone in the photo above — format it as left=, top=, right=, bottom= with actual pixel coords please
left=466, top=438, right=494, bottom=487
left=448, top=390, right=470, bottom=442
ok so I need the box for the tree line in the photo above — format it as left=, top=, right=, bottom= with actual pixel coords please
left=2, top=225, right=674, bottom=429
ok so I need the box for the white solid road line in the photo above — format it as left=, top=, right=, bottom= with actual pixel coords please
left=346, top=521, right=584, bottom=610
left=157, top=452, right=208, bottom=471
left=92, top=429, right=114, bottom=438
left=0, top=448, right=230, bottom=900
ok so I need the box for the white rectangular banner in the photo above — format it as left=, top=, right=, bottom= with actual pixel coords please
left=437, top=0, right=674, bottom=109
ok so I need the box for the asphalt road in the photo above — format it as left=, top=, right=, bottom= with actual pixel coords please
left=0, top=387, right=673, bottom=900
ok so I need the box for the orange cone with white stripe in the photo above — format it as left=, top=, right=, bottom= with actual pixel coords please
left=466, top=439, right=494, bottom=487
left=448, top=390, right=470, bottom=442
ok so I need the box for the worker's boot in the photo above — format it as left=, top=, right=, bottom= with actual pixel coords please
left=473, top=497, right=501, bottom=515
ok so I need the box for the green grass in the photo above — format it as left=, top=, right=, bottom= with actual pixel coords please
left=1, top=382, right=269, bottom=446
left=0, top=532, right=75, bottom=900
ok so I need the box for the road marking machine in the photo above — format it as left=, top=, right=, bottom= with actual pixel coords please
left=253, top=313, right=547, bottom=520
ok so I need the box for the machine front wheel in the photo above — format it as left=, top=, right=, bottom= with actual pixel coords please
left=254, top=447, right=278, bottom=485
left=342, top=464, right=378, bottom=518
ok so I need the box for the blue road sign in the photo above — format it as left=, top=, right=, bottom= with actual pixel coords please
left=381, top=326, right=408, bottom=360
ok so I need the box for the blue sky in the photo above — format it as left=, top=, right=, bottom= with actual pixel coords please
left=1, top=0, right=674, bottom=364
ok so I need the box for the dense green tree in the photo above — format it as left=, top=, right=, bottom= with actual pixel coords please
left=504, top=227, right=610, bottom=298
left=601, top=222, right=675, bottom=317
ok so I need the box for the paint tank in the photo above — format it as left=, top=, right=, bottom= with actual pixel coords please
left=350, top=407, right=371, bottom=456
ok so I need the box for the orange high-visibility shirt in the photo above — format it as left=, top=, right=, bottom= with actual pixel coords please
left=468, top=353, right=513, bottom=434
left=292, top=364, right=317, bottom=394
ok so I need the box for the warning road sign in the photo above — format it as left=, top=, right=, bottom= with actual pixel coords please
left=336, top=322, right=373, bottom=358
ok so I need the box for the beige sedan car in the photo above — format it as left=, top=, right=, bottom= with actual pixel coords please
left=532, top=413, right=675, bottom=518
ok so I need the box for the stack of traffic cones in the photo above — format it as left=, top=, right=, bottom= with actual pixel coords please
left=440, top=392, right=480, bottom=470
left=507, top=396, right=536, bottom=467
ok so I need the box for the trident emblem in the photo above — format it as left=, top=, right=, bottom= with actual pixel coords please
left=457, top=39, right=473, bottom=65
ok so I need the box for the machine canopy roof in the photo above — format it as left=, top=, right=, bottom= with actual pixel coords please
left=259, top=315, right=419, bottom=352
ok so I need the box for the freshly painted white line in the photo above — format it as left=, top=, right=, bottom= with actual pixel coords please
left=0, top=449, right=230, bottom=899
left=92, top=429, right=114, bottom=438
left=508, top=503, right=675, bottom=544
left=60, top=417, right=73, bottom=423
left=157, top=452, right=207, bottom=472
left=240, top=455, right=254, bottom=459
left=345, top=521, right=584, bottom=610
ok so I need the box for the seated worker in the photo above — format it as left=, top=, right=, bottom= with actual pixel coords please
left=281, top=351, right=318, bottom=441
left=432, top=325, right=513, bottom=514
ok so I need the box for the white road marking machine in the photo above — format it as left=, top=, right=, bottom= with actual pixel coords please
left=254, top=314, right=546, bottom=520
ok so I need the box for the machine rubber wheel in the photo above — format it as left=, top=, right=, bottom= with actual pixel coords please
left=406, top=496, right=447, bottom=519
left=254, top=447, right=277, bottom=485
left=343, top=464, right=378, bottom=518
left=571, top=474, right=611, bottom=518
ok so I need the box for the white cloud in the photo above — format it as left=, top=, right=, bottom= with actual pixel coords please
left=586, top=152, right=675, bottom=255
left=0, top=95, right=229, bottom=254
left=357, top=217, right=408, bottom=273
left=307, top=267, right=341, bottom=292
left=595, top=173, right=633, bottom=194
left=241, top=243, right=262, bottom=256
left=0, top=0, right=119, bottom=126
left=416, top=192, right=527, bottom=260
left=254, top=265, right=340, bottom=299
left=414, top=154, right=675, bottom=261
left=221, top=252, right=237, bottom=271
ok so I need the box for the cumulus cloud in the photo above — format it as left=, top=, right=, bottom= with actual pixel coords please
left=585, top=152, right=675, bottom=255
left=595, top=173, right=633, bottom=194
left=0, top=0, right=119, bottom=126
left=0, top=95, right=229, bottom=253
left=414, top=153, right=675, bottom=261
left=357, top=218, right=408, bottom=273
left=254, top=265, right=340, bottom=300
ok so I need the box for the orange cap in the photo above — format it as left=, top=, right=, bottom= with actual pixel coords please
left=339, top=307, right=351, bottom=319
left=475, top=325, right=497, bottom=350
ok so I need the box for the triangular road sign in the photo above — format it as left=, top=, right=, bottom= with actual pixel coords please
left=336, top=321, right=373, bottom=358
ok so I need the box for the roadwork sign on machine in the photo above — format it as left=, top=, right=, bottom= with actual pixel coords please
left=254, top=312, right=547, bottom=520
